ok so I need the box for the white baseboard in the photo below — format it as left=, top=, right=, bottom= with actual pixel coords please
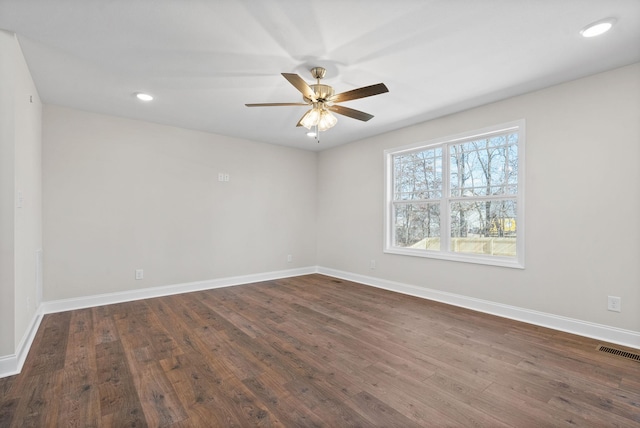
left=0, top=306, right=44, bottom=378
left=42, top=266, right=317, bottom=314
left=317, top=267, right=640, bottom=350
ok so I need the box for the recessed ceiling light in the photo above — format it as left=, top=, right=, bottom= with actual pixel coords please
left=306, top=131, right=317, bottom=138
left=580, top=18, right=616, bottom=38
left=135, top=92, right=154, bottom=101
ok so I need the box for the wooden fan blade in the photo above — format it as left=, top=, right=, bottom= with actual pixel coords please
left=328, top=105, right=374, bottom=122
left=282, top=73, right=316, bottom=100
left=296, top=112, right=307, bottom=127
left=330, top=83, right=389, bottom=103
left=245, top=103, right=308, bottom=107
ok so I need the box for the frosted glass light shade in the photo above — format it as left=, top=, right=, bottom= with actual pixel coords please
left=318, top=110, right=337, bottom=132
left=300, top=108, right=321, bottom=129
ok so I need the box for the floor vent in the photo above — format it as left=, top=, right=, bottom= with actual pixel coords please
left=596, top=345, right=640, bottom=362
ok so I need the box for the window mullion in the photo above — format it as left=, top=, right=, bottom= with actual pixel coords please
left=448, top=194, right=516, bottom=203
left=441, top=143, right=450, bottom=254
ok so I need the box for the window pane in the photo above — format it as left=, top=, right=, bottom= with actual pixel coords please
left=450, top=200, right=517, bottom=256
left=394, top=203, right=440, bottom=250
left=506, top=143, right=518, bottom=193
left=386, top=122, right=522, bottom=267
left=450, top=134, right=517, bottom=197
left=393, top=148, right=442, bottom=200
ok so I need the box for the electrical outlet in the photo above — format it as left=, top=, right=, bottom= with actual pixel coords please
left=287, top=254, right=292, bottom=263
left=607, top=296, right=621, bottom=312
left=370, top=259, right=376, bottom=269
left=135, top=269, right=144, bottom=280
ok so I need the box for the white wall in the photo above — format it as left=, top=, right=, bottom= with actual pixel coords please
left=0, top=30, right=16, bottom=358
left=317, top=63, right=640, bottom=334
left=0, top=30, right=42, bottom=357
left=13, top=36, right=42, bottom=349
left=43, top=106, right=317, bottom=300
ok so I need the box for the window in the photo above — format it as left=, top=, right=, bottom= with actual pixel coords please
left=384, top=120, right=525, bottom=268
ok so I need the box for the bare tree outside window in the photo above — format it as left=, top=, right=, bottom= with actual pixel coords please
left=386, top=121, right=524, bottom=268
left=392, top=148, right=442, bottom=249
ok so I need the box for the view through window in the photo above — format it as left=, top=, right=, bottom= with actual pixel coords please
left=385, top=121, right=524, bottom=268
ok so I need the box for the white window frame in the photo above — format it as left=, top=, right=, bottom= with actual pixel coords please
left=384, top=120, right=525, bottom=269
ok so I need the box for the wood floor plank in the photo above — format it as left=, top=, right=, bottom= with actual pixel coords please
left=58, top=309, right=100, bottom=427
left=363, top=361, right=512, bottom=427
left=347, top=363, right=461, bottom=425
left=21, top=312, right=71, bottom=377
left=132, top=361, right=189, bottom=426
left=283, top=377, right=373, bottom=427
left=517, top=358, right=640, bottom=421
left=175, top=291, right=231, bottom=331
left=159, top=353, right=242, bottom=426
left=95, top=340, right=147, bottom=426
left=548, top=394, right=640, bottom=428
left=0, top=374, right=15, bottom=398
left=9, top=371, right=64, bottom=428
left=167, top=403, right=242, bottom=428
left=92, top=305, right=119, bottom=345
left=470, top=382, right=574, bottom=427
left=262, top=322, right=363, bottom=402
left=348, top=390, right=425, bottom=428
left=0, top=398, right=18, bottom=427
left=242, top=375, right=326, bottom=427
left=1, top=274, right=639, bottom=427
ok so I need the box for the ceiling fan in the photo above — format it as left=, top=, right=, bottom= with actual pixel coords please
left=245, top=67, right=389, bottom=134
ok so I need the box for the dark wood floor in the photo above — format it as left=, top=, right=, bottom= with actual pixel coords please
left=1, top=274, right=638, bottom=427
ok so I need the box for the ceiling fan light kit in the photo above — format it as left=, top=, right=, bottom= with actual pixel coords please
left=318, top=109, right=338, bottom=132
left=299, top=106, right=322, bottom=129
left=299, top=102, right=338, bottom=131
left=246, top=66, right=388, bottom=140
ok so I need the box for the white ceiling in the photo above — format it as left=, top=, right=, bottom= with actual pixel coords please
left=1, top=1, right=639, bottom=151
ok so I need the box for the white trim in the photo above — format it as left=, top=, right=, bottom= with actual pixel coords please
left=42, top=266, right=317, bottom=314
left=317, top=267, right=640, bottom=350
left=384, top=246, right=524, bottom=269
left=0, top=356, right=17, bottom=378
left=0, top=306, right=44, bottom=378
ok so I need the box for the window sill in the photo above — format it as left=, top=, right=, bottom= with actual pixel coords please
left=384, top=247, right=525, bottom=269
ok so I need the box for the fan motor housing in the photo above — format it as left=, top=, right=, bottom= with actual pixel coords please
left=306, top=84, right=334, bottom=102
